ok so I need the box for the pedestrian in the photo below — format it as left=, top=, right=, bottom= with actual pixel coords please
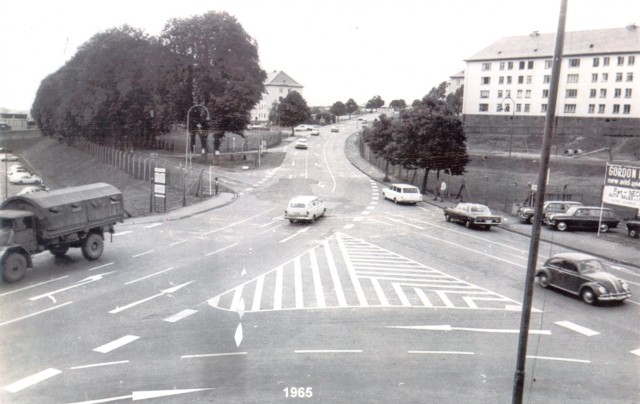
left=214, top=177, right=219, bottom=196
left=439, top=180, right=447, bottom=202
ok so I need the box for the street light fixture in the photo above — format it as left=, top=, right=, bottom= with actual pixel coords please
left=501, top=96, right=516, bottom=212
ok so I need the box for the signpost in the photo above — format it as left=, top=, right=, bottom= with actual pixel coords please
left=603, top=163, right=640, bottom=211
left=152, top=167, right=168, bottom=213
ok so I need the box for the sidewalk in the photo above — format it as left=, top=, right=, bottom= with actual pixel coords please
left=342, top=133, right=639, bottom=269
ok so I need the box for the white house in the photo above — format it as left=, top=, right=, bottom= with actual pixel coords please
left=250, top=71, right=303, bottom=123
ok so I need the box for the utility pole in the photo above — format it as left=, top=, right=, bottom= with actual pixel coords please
left=512, top=1, right=567, bottom=403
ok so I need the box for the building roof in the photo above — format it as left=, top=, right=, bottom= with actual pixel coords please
left=466, top=25, right=640, bottom=61
left=265, top=70, right=303, bottom=88
left=449, top=70, right=465, bottom=79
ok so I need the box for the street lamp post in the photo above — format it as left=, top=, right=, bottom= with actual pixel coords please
left=501, top=96, right=516, bottom=212
left=184, top=105, right=210, bottom=206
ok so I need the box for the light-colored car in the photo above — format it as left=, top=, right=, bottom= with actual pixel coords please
left=310, top=128, right=320, bottom=136
left=7, top=165, right=28, bottom=175
left=295, top=138, right=308, bottom=149
left=0, top=153, right=19, bottom=162
left=295, top=125, right=312, bottom=132
left=330, top=126, right=339, bottom=133
left=382, top=183, right=422, bottom=205
left=284, top=195, right=326, bottom=223
left=9, top=172, right=42, bottom=185
left=444, top=203, right=502, bottom=230
left=517, top=200, right=583, bottom=224
left=17, top=185, right=46, bottom=196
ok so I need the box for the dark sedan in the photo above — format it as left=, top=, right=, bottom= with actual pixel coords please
left=544, top=206, right=619, bottom=232
left=536, top=253, right=631, bottom=305
left=443, top=203, right=502, bottom=230
left=626, top=220, right=640, bottom=238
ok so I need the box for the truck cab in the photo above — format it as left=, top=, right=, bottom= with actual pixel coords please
left=0, top=210, right=39, bottom=253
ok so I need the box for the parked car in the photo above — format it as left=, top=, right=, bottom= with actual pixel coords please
left=536, top=253, right=631, bottom=305
left=310, top=128, right=320, bottom=136
left=9, top=172, right=42, bottom=185
left=382, top=184, right=422, bottom=205
left=17, top=185, right=47, bottom=196
left=517, top=200, right=583, bottom=224
left=330, top=126, right=339, bottom=133
left=444, top=203, right=502, bottom=230
left=284, top=195, right=326, bottom=223
left=294, top=125, right=312, bottom=132
left=544, top=206, right=620, bottom=232
left=625, top=220, right=640, bottom=238
left=7, top=165, right=28, bottom=175
left=0, top=123, right=11, bottom=131
left=0, top=153, right=19, bottom=162
left=295, top=138, right=308, bottom=149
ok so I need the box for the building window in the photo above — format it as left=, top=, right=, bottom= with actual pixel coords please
left=525, top=90, right=531, bottom=98
left=588, top=104, right=595, bottom=114
left=624, top=104, right=631, bottom=114
left=591, top=73, right=598, bottom=82
left=617, top=56, right=624, bottom=66
left=507, top=76, right=512, bottom=84
left=517, top=90, right=523, bottom=98
left=480, top=90, right=490, bottom=98
left=542, top=89, right=549, bottom=98
left=569, top=58, right=580, bottom=67
left=479, top=104, right=489, bottom=112
left=593, top=57, right=599, bottom=67
left=564, top=104, right=576, bottom=113
left=497, top=90, right=503, bottom=98
left=589, top=89, right=596, bottom=98
left=603, top=57, right=610, bottom=66
left=625, top=88, right=632, bottom=98
left=482, top=62, right=492, bottom=71
left=627, top=72, right=634, bottom=82
left=612, top=104, right=620, bottom=114
left=518, top=76, right=524, bottom=84
left=528, top=61, right=534, bottom=69
left=616, top=72, right=623, bottom=82
left=598, top=104, right=605, bottom=114
left=499, top=76, right=505, bottom=85
left=543, top=75, right=551, bottom=83
left=504, top=103, right=510, bottom=112
left=526, top=76, right=532, bottom=84
left=496, top=104, right=503, bottom=112
left=600, top=89, right=607, bottom=98
left=519, top=61, right=526, bottom=70
left=544, top=60, right=552, bottom=69
left=508, top=61, right=513, bottom=70
left=602, top=73, right=609, bottom=82
left=567, top=74, right=579, bottom=83
left=629, top=56, right=635, bottom=66
left=516, top=104, right=522, bottom=112
left=566, top=89, right=578, bottom=98
left=524, top=104, right=530, bottom=113
left=541, top=104, right=548, bottom=113
left=481, top=77, right=491, bottom=85
left=499, top=62, right=505, bottom=70
left=505, top=90, right=511, bottom=98
left=614, top=88, right=622, bottom=98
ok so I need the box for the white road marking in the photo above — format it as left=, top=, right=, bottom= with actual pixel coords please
left=343, top=223, right=355, bottom=229
left=321, top=133, right=338, bottom=192
left=93, top=335, right=139, bottom=353
left=251, top=275, right=265, bottom=311
left=259, top=223, right=282, bottom=235
left=294, top=257, right=304, bottom=308
left=205, top=242, right=239, bottom=256
left=409, top=351, right=474, bottom=355
left=387, top=325, right=551, bottom=335
left=169, top=239, right=188, bottom=246
left=132, top=250, right=154, bottom=258
left=109, top=281, right=193, bottom=314
left=631, top=349, right=640, bottom=357
left=29, top=272, right=116, bottom=301
left=3, top=368, right=62, bottom=393
left=113, top=231, right=132, bottom=237
left=337, top=235, right=368, bottom=307
left=324, top=240, right=347, bottom=307
left=554, top=320, right=600, bottom=336
left=278, top=227, right=309, bottom=243
left=125, top=267, right=174, bottom=285
left=203, top=208, right=275, bottom=236
left=295, top=350, right=362, bottom=354
left=274, top=266, right=283, bottom=310
left=310, top=249, right=326, bottom=308
left=0, top=301, right=73, bottom=327
left=88, top=262, right=115, bottom=271
left=68, top=389, right=216, bottom=404
left=69, top=360, right=129, bottom=370
left=181, top=352, right=247, bottom=359
left=163, top=309, right=198, bottom=323
left=526, top=355, right=590, bottom=364
left=0, top=276, right=68, bottom=297
left=144, top=223, right=163, bottom=229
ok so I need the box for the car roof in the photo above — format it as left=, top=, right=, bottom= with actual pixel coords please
left=390, top=183, right=418, bottom=188
left=544, top=200, right=582, bottom=205
left=289, top=195, right=318, bottom=202
left=547, top=252, right=598, bottom=262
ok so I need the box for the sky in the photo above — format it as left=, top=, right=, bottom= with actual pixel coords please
left=1, top=0, right=639, bottom=113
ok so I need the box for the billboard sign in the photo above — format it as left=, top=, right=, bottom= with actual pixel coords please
left=602, top=163, right=640, bottom=210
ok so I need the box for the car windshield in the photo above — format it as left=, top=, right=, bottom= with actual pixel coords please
left=579, top=259, right=606, bottom=273
left=290, top=202, right=306, bottom=208
left=470, top=205, right=491, bottom=214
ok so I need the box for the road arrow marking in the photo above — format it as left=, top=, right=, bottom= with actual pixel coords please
left=29, top=272, right=116, bottom=302
left=66, top=388, right=216, bottom=403
left=554, top=320, right=600, bottom=336
left=386, top=325, right=551, bottom=335
left=109, top=281, right=193, bottom=314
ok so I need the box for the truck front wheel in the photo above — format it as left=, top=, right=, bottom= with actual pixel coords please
left=2, top=253, right=27, bottom=283
left=82, top=233, right=104, bottom=261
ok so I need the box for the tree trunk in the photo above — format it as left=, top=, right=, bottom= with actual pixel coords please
left=421, top=168, right=430, bottom=194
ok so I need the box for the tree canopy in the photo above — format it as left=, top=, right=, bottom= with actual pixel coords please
left=330, top=101, right=346, bottom=118
left=389, top=99, right=407, bottom=111
left=365, top=95, right=385, bottom=110
left=278, top=91, right=311, bottom=132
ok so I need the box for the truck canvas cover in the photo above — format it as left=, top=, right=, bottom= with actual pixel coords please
left=0, top=183, right=124, bottom=238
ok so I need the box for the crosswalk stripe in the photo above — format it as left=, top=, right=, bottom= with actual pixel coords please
left=274, top=266, right=283, bottom=310
left=252, top=275, right=264, bottom=312
left=414, top=288, right=433, bottom=307
left=337, top=235, right=368, bottom=307
left=294, top=257, right=304, bottom=309
left=324, top=240, right=347, bottom=307
left=393, top=283, right=412, bottom=307
left=310, top=249, right=326, bottom=308
left=370, top=278, right=390, bottom=306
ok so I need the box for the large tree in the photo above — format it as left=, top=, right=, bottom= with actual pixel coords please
left=330, top=101, right=346, bottom=121
left=278, top=91, right=310, bottom=134
left=160, top=11, right=267, bottom=153
left=365, top=95, right=385, bottom=111
left=345, top=98, right=359, bottom=118
left=389, top=99, right=407, bottom=111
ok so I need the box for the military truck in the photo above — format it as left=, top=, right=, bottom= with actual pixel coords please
left=0, top=183, right=124, bottom=283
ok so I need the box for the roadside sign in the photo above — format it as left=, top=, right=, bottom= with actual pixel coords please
left=603, top=163, right=640, bottom=210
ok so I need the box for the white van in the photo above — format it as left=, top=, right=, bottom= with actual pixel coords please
left=285, top=195, right=326, bottom=223
left=382, top=183, right=422, bottom=205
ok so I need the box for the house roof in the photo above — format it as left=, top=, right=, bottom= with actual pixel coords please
left=449, top=70, right=465, bottom=79
left=265, top=71, right=303, bottom=88
left=466, top=25, right=640, bottom=61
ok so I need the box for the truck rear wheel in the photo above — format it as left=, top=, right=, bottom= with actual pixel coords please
left=2, top=253, right=27, bottom=283
left=82, top=233, right=104, bottom=261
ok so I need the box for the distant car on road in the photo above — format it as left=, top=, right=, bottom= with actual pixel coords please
left=7, top=165, right=28, bottom=176
left=9, top=172, right=42, bottom=185
left=0, top=153, right=19, bottom=162
left=625, top=220, right=640, bottom=238
left=382, top=183, right=422, bottom=205
left=536, top=252, right=631, bottom=305
left=0, top=123, right=11, bottom=131
left=310, top=128, right=320, bottom=136
left=17, top=185, right=47, bottom=196
left=295, top=125, right=312, bottom=132
left=330, top=126, right=339, bottom=133
left=544, top=206, right=619, bottom=232
left=295, top=138, right=308, bottom=149
left=444, top=203, right=502, bottom=230
left=284, top=195, right=326, bottom=223
left=517, top=200, right=583, bottom=224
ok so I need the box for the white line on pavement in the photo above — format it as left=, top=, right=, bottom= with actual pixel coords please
left=295, top=350, right=362, bottom=354
left=69, top=360, right=129, bottom=370
left=3, top=368, right=62, bottom=393
left=132, top=250, right=154, bottom=258
left=205, top=242, right=239, bottom=256
left=93, top=335, right=140, bottom=354
left=278, top=227, right=309, bottom=243
left=163, top=309, right=198, bottom=323
left=0, top=276, right=68, bottom=297
left=0, top=301, right=73, bottom=327
left=409, top=351, right=474, bottom=355
left=526, top=355, right=590, bottom=364
left=181, top=352, right=247, bottom=358
left=554, top=320, right=600, bottom=336
left=125, top=267, right=175, bottom=285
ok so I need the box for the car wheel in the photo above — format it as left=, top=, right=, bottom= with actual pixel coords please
left=289, top=219, right=295, bottom=223
left=630, top=229, right=639, bottom=238
left=555, top=221, right=568, bottom=231
left=465, top=220, right=472, bottom=229
left=2, top=252, right=27, bottom=283
left=445, top=214, right=451, bottom=222
left=312, top=215, right=317, bottom=221
left=393, top=198, right=398, bottom=204
left=599, top=223, right=609, bottom=233
left=81, top=233, right=104, bottom=260
left=538, top=273, right=549, bottom=288
left=483, top=225, right=491, bottom=230
left=322, top=208, right=326, bottom=217
left=581, top=288, right=596, bottom=305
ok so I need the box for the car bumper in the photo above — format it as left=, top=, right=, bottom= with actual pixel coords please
left=597, top=292, right=631, bottom=301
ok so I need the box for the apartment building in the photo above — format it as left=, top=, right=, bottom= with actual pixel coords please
left=463, top=25, right=640, bottom=138
left=250, top=70, right=303, bottom=123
